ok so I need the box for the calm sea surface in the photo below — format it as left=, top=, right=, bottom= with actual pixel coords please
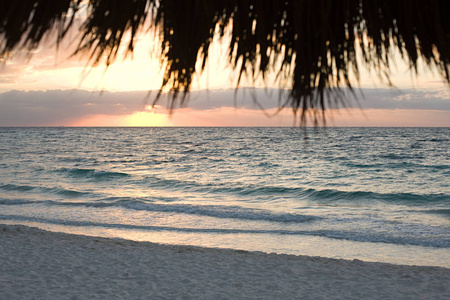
left=0, top=127, right=449, bottom=267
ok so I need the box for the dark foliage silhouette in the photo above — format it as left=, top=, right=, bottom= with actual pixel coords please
left=1, top=0, right=448, bottom=123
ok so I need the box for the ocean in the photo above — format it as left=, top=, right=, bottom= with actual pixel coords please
left=0, top=127, right=449, bottom=267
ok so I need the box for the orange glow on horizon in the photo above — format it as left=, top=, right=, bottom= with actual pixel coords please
left=62, top=107, right=450, bottom=127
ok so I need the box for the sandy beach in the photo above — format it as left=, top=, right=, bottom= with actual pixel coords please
left=1, top=224, right=449, bottom=300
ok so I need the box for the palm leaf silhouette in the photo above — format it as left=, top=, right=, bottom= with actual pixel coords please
left=1, top=0, right=448, bottom=123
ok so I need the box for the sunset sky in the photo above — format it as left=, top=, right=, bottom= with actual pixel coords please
left=0, top=27, right=449, bottom=127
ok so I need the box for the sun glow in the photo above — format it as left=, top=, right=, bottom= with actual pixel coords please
left=66, top=106, right=172, bottom=127
left=124, top=108, right=172, bottom=127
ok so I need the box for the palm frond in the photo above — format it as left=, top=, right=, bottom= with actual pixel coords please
left=0, top=0, right=448, bottom=124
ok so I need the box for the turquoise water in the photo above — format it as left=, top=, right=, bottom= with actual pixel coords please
left=0, top=127, right=449, bottom=267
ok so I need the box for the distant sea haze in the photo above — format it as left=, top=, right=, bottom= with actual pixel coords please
left=0, top=127, right=449, bottom=267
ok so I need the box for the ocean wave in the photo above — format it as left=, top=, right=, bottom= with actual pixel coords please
left=0, top=198, right=318, bottom=223
left=113, top=201, right=319, bottom=223
left=1, top=214, right=447, bottom=248
left=380, top=153, right=425, bottom=160
left=2, top=178, right=446, bottom=206
left=424, top=209, right=450, bottom=217
left=429, top=138, right=449, bottom=142
left=143, top=176, right=448, bottom=204
left=148, top=179, right=306, bottom=197
left=0, top=199, right=37, bottom=205
left=303, top=188, right=449, bottom=204
left=56, top=168, right=130, bottom=179
left=0, top=183, right=36, bottom=192
left=0, top=184, right=91, bottom=198
left=0, top=214, right=312, bottom=233
left=307, top=229, right=450, bottom=248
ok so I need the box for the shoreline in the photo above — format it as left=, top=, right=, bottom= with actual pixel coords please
left=1, top=224, right=449, bottom=299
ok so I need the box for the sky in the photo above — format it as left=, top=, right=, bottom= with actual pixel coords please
left=0, top=24, right=449, bottom=127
